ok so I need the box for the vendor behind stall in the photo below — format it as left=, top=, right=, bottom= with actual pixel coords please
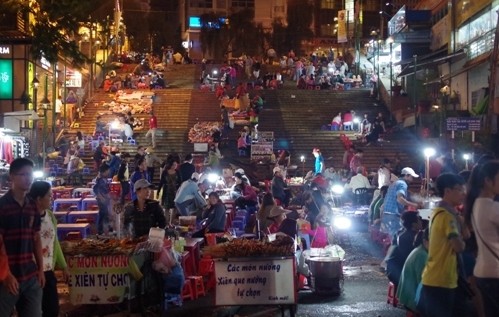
left=124, top=179, right=166, bottom=238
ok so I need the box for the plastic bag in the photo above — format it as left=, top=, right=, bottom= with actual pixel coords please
left=152, top=240, right=178, bottom=274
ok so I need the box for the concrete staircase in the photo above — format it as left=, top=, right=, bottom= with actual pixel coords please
left=257, top=86, right=420, bottom=175
left=68, top=64, right=422, bottom=184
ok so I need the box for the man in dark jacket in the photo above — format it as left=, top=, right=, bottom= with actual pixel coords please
left=271, top=167, right=289, bottom=206
left=178, top=154, right=196, bottom=183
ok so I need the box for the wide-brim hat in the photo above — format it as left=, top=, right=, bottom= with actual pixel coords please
left=268, top=206, right=287, bottom=218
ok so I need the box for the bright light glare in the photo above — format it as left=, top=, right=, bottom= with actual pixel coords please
left=334, top=216, right=352, bottom=230
left=463, top=153, right=470, bottom=160
left=353, top=117, right=360, bottom=124
left=212, top=70, right=218, bottom=75
left=207, top=173, right=219, bottom=183
left=331, top=184, right=344, bottom=195
left=300, top=155, right=305, bottom=162
left=111, top=120, right=120, bottom=129
left=423, top=148, right=436, bottom=157
left=33, top=170, right=44, bottom=178
left=328, top=67, right=334, bottom=73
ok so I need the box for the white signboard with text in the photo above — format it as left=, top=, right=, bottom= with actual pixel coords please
left=67, top=255, right=130, bottom=305
left=215, top=258, right=296, bottom=305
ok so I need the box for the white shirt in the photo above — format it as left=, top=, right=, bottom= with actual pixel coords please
left=40, top=213, right=56, bottom=271
left=472, top=197, right=499, bottom=278
left=378, top=167, right=397, bottom=188
left=345, top=174, right=371, bottom=193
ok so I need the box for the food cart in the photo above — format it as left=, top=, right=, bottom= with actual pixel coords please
left=205, top=236, right=298, bottom=316
left=61, top=238, right=156, bottom=315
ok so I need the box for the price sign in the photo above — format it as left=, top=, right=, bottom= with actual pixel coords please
left=446, top=117, right=481, bottom=131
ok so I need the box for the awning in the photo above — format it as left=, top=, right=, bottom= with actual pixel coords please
left=3, top=110, right=40, bottom=120
left=440, top=52, right=492, bottom=81
left=397, top=50, right=467, bottom=77
left=393, top=48, right=448, bottom=66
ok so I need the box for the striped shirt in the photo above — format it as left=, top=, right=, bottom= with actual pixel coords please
left=0, top=190, right=41, bottom=281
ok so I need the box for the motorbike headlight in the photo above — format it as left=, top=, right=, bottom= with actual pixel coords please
left=333, top=216, right=352, bottom=230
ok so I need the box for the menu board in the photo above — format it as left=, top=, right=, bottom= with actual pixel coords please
left=251, top=131, right=274, bottom=162
left=215, top=257, right=296, bottom=305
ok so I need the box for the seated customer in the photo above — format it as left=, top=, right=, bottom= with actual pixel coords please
left=233, top=172, right=258, bottom=210
left=192, top=192, right=226, bottom=238
left=345, top=166, right=372, bottom=194
left=397, top=229, right=429, bottom=313
left=267, top=206, right=297, bottom=238
left=385, top=211, right=422, bottom=286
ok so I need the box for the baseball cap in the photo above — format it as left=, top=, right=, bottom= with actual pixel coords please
left=191, top=172, right=201, bottom=181
left=235, top=168, right=245, bottom=175
left=134, top=179, right=154, bottom=192
left=401, top=167, right=419, bottom=178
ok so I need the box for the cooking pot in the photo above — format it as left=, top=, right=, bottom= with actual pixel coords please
left=307, top=257, right=342, bottom=279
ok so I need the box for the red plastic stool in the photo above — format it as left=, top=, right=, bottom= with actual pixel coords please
left=198, top=257, right=216, bottom=291
left=387, top=281, right=398, bottom=307
left=188, top=276, right=206, bottom=299
left=182, top=280, right=195, bottom=301
left=406, top=311, right=421, bottom=317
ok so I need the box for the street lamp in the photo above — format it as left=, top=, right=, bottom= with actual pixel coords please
left=463, top=153, right=471, bottom=170
left=40, top=83, right=51, bottom=171
left=31, top=76, right=40, bottom=159
left=387, top=36, right=394, bottom=120
left=300, top=155, right=305, bottom=183
left=423, top=147, right=436, bottom=200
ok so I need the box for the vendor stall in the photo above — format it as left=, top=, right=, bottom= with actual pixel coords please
left=61, top=239, right=160, bottom=310
left=188, top=122, right=221, bottom=143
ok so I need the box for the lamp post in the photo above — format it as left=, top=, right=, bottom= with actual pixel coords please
left=300, top=155, right=305, bottom=183
left=387, top=36, right=394, bottom=120
left=423, top=147, right=436, bottom=200
left=40, top=75, right=51, bottom=170
left=31, top=76, right=39, bottom=158
left=463, top=153, right=470, bottom=171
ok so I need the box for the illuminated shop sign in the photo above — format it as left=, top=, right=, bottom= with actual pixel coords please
left=0, top=46, right=10, bottom=54
left=0, top=60, right=13, bottom=99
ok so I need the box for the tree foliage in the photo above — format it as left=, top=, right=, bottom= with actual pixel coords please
left=0, top=0, right=103, bottom=66
left=199, top=9, right=264, bottom=60
left=286, top=0, right=314, bottom=52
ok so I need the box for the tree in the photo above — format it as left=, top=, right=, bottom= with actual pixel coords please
left=1, top=0, right=102, bottom=66
left=270, top=18, right=288, bottom=55
left=199, top=9, right=263, bottom=60
left=286, top=0, right=314, bottom=53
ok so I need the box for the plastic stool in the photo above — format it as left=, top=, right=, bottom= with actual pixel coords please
left=231, top=220, right=244, bottom=231
left=182, top=280, right=195, bottom=301
left=406, top=311, right=420, bottom=317
left=387, top=281, right=398, bottom=307
left=188, top=276, right=206, bottom=298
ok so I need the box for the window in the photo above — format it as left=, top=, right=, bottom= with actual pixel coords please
left=321, top=0, right=335, bottom=10
left=274, top=6, right=285, bottom=13
left=216, top=0, right=226, bottom=9
left=232, top=0, right=254, bottom=8
left=190, top=0, right=213, bottom=8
